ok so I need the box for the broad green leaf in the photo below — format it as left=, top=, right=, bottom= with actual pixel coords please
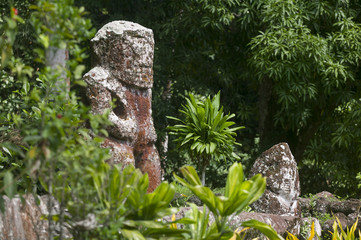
left=168, top=91, right=243, bottom=186
left=222, top=173, right=266, bottom=216
left=210, top=142, right=216, bottom=153
left=212, top=110, right=224, bottom=130
left=178, top=166, right=202, bottom=186
left=143, top=227, right=190, bottom=238
left=167, top=116, right=183, bottom=122
left=2, top=147, right=12, bottom=157
left=173, top=217, right=196, bottom=225
left=174, top=167, right=220, bottom=214
left=191, top=142, right=200, bottom=151
left=184, top=204, right=211, bottom=240
left=38, top=34, right=49, bottom=48
left=123, top=220, right=164, bottom=228
left=241, top=219, right=284, bottom=240
left=120, top=229, right=146, bottom=240
left=74, top=65, right=85, bottom=79
left=23, top=81, right=30, bottom=94
left=212, top=92, right=221, bottom=113
left=73, top=80, right=87, bottom=87
left=4, top=171, right=16, bottom=198
left=225, top=163, right=244, bottom=198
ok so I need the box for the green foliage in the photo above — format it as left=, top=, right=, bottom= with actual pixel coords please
left=4, top=0, right=361, bottom=238
left=63, top=164, right=188, bottom=239
left=83, top=161, right=277, bottom=240
left=0, top=0, right=100, bottom=188
left=288, top=218, right=361, bottom=240
left=168, top=92, right=243, bottom=185
left=70, top=0, right=361, bottom=196
left=173, top=162, right=275, bottom=239
left=170, top=183, right=194, bottom=208
left=0, top=6, right=33, bottom=125
left=0, top=1, right=109, bottom=238
left=175, top=163, right=265, bottom=217
left=244, top=0, right=361, bottom=196
left=0, top=1, right=184, bottom=239
left=242, top=219, right=283, bottom=240
left=164, top=0, right=240, bottom=32
left=249, top=0, right=360, bottom=131
left=330, top=217, right=359, bottom=240
left=286, top=221, right=316, bottom=240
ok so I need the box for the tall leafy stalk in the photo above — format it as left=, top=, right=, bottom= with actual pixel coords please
left=168, top=92, right=243, bottom=185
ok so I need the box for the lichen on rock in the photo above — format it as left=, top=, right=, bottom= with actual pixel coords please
left=249, top=143, right=300, bottom=216
left=84, top=20, right=161, bottom=192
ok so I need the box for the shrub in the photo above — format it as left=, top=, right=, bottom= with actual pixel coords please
left=168, top=92, right=243, bottom=185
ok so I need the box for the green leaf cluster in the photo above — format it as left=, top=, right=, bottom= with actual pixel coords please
left=168, top=92, right=243, bottom=185
left=175, top=163, right=265, bottom=218
left=173, top=162, right=283, bottom=240
left=330, top=217, right=359, bottom=240
left=60, top=163, right=188, bottom=239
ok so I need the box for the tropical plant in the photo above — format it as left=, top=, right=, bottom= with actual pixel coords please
left=286, top=221, right=315, bottom=240
left=329, top=217, right=359, bottom=240
left=168, top=92, right=243, bottom=185
left=286, top=217, right=361, bottom=240
left=174, top=162, right=283, bottom=240
left=58, top=163, right=188, bottom=239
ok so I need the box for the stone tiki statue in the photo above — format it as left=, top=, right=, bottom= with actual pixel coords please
left=83, top=21, right=161, bottom=191
left=249, top=143, right=301, bottom=216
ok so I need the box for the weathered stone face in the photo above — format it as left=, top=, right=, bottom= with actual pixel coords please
left=91, top=21, right=154, bottom=89
left=249, top=143, right=300, bottom=216
left=84, top=21, right=161, bottom=192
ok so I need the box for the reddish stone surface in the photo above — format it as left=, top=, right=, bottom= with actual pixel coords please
left=102, top=138, right=135, bottom=166
left=84, top=21, right=161, bottom=192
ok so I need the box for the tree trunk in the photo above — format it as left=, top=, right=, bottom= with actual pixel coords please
left=46, top=46, right=69, bottom=97
left=201, top=166, right=206, bottom=186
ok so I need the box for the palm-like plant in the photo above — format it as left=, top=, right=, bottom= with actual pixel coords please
left=168, top=92, right=243, bottom=185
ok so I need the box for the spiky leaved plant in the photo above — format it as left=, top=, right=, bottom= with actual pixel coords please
left=168, top=92, right=243, bottom=185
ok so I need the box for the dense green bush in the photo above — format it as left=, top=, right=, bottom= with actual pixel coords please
left=0, top=1, right=109, bottom=237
